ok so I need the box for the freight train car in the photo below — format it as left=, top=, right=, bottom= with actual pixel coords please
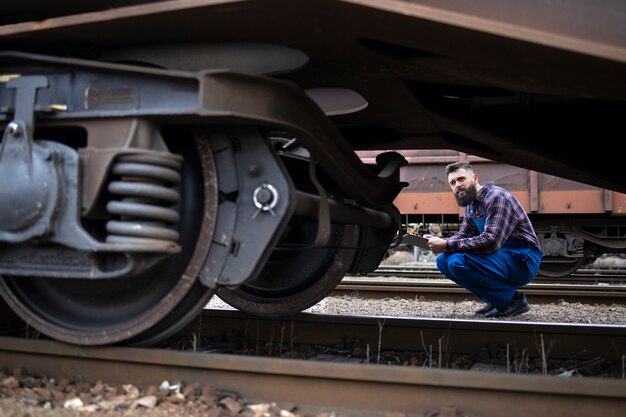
left=359, top=151, right=626, bottom=277
left=1, top=0, right=626, bottom=345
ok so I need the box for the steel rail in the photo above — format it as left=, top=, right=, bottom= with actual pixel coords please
left=184, top=309, right=626, bottom=360
left=1, top=336, right=625, bottom=417
left=335, top=278, right=626, bottom=305
left=374, top=264, right=626, bottom=275
left=361, top=266, right=626, bottom=285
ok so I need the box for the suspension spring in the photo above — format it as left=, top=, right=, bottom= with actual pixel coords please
left=105, top=153, right=183, bottom=247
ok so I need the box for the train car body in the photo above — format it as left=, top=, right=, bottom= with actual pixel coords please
left=360, top=150, right=626, bottom=276
left=1, top=0, right=626, bottom=345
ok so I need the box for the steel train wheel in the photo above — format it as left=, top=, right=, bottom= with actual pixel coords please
left=537, top=257, right=586, bottom=277
left=0, top=128, right=218, bottom=346
left=216, top=220, right=358, bottom=317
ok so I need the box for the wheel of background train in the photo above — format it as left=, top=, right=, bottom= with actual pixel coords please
left=216, top=221, right=359, bottom=317
left=0, top=128, right=217, bottom=346
left=537, top=257, right=586, bottom=277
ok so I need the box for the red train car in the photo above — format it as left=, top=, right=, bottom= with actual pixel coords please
left=358, top=150, right=626, bottom=277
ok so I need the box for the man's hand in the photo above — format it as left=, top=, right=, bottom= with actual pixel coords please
left=423, top=234, right=447, bottom=254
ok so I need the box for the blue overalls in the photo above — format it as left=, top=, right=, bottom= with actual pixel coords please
left=436, top=206, right=543, bottom=310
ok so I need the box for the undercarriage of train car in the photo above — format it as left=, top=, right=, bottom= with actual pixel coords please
left=0, top=52, right=406, bottom=345
left=532, top=218, right=626, bottom=277
left=401, top=215, right=626, bottom=278
left=3, top=1, right=626, bottom=347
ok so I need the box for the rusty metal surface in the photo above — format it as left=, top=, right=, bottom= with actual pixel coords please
left=197, top=71, right=407, bottom=206
left=344, top=0, right=626, bottom=63
left=0, top=1, right=164, bottom=24
left=361, top=150, right=626, bottom=216
left=335, top=278, right=626, bottom=305
left=1, top=334, right=625, bottom=417
left=3, top=1, right=626, bottom=64
left=367, top=264, right=626, bottom=279
left=0, top=0, right=625, bottom=194
left=187, top=309, right=626, bottom=361
left=0, top=51, right=405, bottom=207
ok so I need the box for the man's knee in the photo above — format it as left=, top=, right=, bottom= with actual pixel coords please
left=435, top=253, right=448, bottom=272
left=445, top=253, right=466, bottom=272
left=437, top=253, right=465, bottom=277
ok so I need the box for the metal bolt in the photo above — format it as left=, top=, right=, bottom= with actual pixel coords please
left=7, top=122, right=21, bottom=136
left=248, top=164, right=262, bottom=177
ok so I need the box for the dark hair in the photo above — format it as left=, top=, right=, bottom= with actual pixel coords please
left=445, top=161, right=473, bottom=175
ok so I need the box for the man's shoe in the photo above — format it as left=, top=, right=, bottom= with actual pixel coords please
left=484, top=292, right=530, bottom=318
left=474, top=304, right=495, bottom=315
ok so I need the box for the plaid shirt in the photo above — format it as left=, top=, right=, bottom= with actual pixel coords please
left=446, top=182, right=541, bottom=253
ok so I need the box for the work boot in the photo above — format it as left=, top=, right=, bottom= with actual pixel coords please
left=484, top=292, right=530, bottom=318
left=474, top=303, right=495, bottom=315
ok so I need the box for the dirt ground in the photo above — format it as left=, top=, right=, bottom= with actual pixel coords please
left=0, top=369, right=314, bottom=417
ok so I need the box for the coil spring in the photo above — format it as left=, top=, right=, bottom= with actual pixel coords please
left=105, top=153, right=182, bottom=247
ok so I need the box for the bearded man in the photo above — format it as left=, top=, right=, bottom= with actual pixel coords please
left=424, top=161, right=544, bottom=318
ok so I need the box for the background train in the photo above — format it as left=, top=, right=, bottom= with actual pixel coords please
left=1, top=1, right=626, bottom=346
left=358, top=150, right=626, bottom=277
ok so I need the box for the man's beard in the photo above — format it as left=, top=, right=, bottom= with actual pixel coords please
left=455, top=182, right=478, bottom=207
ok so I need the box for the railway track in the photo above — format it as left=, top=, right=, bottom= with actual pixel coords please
left=336, top=277, right=626, bottom=305
left=365, top=265, right=626, bottom=285
left=337, top=263, right=626, bottom=305
left=2, top=309, right=626, bottom=417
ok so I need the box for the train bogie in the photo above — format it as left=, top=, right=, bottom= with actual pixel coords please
left=1, top=1, right=626, bottom=345
left=0, top=51, right=402, bottom=344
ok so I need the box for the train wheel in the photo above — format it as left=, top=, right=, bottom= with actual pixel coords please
left=537, top=257, right=586, bottom=277
left=0, top=128, right=218, bottom=346
left=216, top=221, right=358, bottom=317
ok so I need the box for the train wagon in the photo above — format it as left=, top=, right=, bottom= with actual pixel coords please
left=1, top=0, right=626, bottom=345
left=359, top=150, right=626, bottom=277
